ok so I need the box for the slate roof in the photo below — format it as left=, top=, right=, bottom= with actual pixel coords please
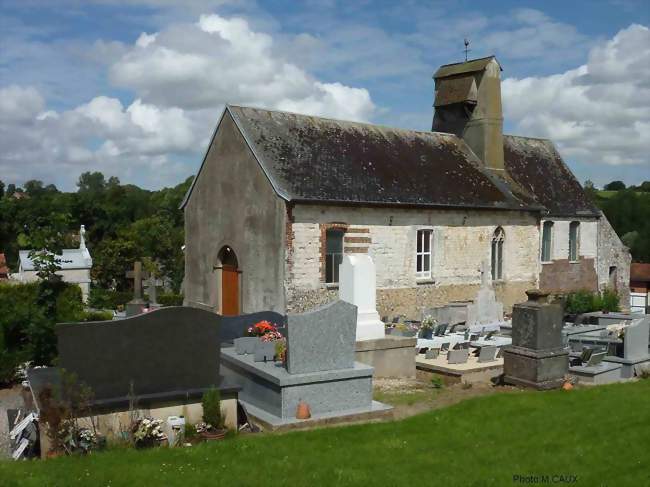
left=503, top=135, right=600, bottom=217
left=19, top=248, right=92, bottom=271
left=182, top=105, right=596, bottom=218
left=433, top=56, right=502, bottom=79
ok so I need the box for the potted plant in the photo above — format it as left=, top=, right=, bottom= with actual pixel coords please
left=420, top=315, right=437, bottom=339
left=235, top=320, right=279, bottom=354
left=198, top=387, right=227, bottom=441
left=132, top=418, right=167, bottom=448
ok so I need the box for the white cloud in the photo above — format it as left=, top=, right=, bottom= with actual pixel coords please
left=502, top=24, right=650, bottom=167
left=0, top=13, right=375, bottom=189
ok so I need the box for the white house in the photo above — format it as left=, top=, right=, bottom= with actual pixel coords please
left=15, top=225, right=93, bottom=301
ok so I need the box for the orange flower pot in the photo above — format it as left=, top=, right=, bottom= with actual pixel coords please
left=562, top=381, right=574, bottom=391
left=296, top=401, right=311, bottom=420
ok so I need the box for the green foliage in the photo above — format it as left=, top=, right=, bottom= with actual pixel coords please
left=88, top=287, right=132, bottom=310
left=201, top=387, right=223, bottom=429
left=592, top=189, right=650, bottom=263
left=3, top=381, right=649, bottom=485
left=430, top=376, right=444, bottom=389
left=598, top=288, right=620, bottom=313
left=158, top=293, right=183, bottom=307
left=564, top=289, right=620, bottom=314
left=564, top=290, right=598, bottom=314
left=83, top=310, right=114, bottom=322
left=0, top=281, right=85, bottom=375
left=604, top=180, right=626, bottom=191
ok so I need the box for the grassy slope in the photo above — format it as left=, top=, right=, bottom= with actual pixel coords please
left=2, top=381, right=649, bottom=487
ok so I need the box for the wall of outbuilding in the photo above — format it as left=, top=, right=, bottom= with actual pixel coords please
left=597, top=214, right=631, bottom=311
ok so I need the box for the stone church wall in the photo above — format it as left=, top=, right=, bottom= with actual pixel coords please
left=183, top=112, right=287, bottom=313
left=597, top=213, right=631, bottom=311
left=285, top=204, right=539, bottom=318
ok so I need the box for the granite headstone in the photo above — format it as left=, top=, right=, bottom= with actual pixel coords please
left=286, top=300, right=357, bottom=374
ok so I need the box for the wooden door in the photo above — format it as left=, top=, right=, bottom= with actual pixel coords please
left=221, top=265, right=239, bottom=316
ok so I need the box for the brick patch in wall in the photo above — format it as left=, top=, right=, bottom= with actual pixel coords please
left=344, top=247, right=368, bottom=253
left=345, top=228, right=370, bottom=233
left=344, top=236, right=372, bottom=244
left=539, top=258, right=598, bottom=294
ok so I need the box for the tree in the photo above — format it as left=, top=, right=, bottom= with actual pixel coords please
left=638, top=181, right=650, bottom=192
left=0, top=180, right=4, bottom=199
left=24, top=180, right=45, bottom=195
left=6, top=184, right=16, bottom=198
left=77, top=172, right=106, bottom=193
left=604, top=180, right=626, bottom=191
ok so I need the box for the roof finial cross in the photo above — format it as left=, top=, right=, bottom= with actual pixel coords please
left=464, top=38, right=471, bottom=62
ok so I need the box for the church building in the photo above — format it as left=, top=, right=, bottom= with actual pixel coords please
left=181, top=56, right=630, bottom=318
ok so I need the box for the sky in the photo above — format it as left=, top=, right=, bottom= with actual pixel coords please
left=1, top=0, right=649, bottom=191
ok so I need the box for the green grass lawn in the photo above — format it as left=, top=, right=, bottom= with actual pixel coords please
left=2, top=381, right=649, bottom=487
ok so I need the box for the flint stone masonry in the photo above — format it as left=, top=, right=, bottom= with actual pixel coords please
left=286, top=300, right=357, bottom=374
left=504, top=290, right=568, bottom=389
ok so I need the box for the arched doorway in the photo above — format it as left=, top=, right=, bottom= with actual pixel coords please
left=217, top=246, right=240, bottom=316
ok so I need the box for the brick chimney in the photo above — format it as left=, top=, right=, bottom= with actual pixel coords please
left=432, top=56, right=505, bottom=172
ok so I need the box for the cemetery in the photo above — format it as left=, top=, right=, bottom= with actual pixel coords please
left=0, top=21, right=648, bottom=484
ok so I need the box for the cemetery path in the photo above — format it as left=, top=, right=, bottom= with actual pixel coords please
left=373, top=378, right=517, bottom=420
left=0, top=386, right=25, bottom=458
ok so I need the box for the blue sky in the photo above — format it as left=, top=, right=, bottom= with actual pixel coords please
left=1, top=0, right=648, bottom=190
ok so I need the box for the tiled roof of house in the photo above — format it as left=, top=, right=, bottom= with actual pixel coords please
left=631, top=263, right=650, bottom=283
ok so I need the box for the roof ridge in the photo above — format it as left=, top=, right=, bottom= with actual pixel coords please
left=227, top=104, right=458, bottom=139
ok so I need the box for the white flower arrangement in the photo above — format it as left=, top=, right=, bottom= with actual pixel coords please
left=133, top=418, right=167, bottom=446
left=421, top=315, right=437, bottom=331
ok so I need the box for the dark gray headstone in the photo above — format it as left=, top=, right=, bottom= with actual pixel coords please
left=286, top=300, right=357, bottom=375
left=56, top=306, right=222, bottom=401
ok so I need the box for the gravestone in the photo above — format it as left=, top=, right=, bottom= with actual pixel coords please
left=125, top=261, right=148, bottom=317
left=466, top=260, right=504, bottom=326
left=602, top=316, right=650, bottom=379
left=286, top=300, right=357, bottom=374
left=54, top=306, right=225, bottom=403
left=503, top=290, right=568, bottom=389
left=339, top=255, right=385, bottom=341
left=145, top=275, right=163, bottom=308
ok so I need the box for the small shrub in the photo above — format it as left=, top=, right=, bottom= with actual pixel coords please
left=202, top=387, right=224, bottom=430
left=88, top=288, right=132, bottom=310
left=565, top=290, right=597, bottom=314
left=599, top=288, right=620, bottom=313
left=430, top=376, right=444, bottom=389
left=83, top=310, right=114, bottom=322
left=158, top=293, right=183, bottom=307
left=55, top=285, right=85, bottom=322
left=0, top=349, right=29, bottom=386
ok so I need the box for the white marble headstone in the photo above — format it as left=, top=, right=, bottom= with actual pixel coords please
left=466, top=260, right=504, bottom=326
left=339, top=254, right=385, bottom=341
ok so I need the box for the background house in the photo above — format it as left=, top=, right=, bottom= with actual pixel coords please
left=14, top=226, right=93, bottom=301
left=630, top=263, right=650, bottom=314
left=182, top=56, right=630, bottom=318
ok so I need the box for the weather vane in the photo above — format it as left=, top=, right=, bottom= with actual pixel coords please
left=464, top=38, right=471, bottom=62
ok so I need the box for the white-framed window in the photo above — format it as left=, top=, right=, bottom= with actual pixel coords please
left=541, top=221, right=554, bottom=262
left=416, top=229, right=433, bottom=279
left=325, top=229, right=344, bottom=284
left=491, top=227, right=505, bottom=281
left=569, top=221, right=580, bottom=261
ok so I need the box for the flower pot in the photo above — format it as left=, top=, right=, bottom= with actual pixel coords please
left=200, top=429, right=228, bottom=441
left=234, top=337, right=258, bottom=355
left=562, top=381, right=574, bottom=391
left=296, top=401, right=311, bottom=420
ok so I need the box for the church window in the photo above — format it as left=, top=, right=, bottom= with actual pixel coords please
left=569, top=221, right=580, bottom=261
left=325, top=229, right=344, bottom=284
left=416, top=229, right=433, bottom=279
left=491, top=227, right=505, bottom=281
left=541, top=221, right=554, bottom=262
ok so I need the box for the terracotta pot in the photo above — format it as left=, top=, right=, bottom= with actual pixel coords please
left=200, top=429, right=227, bottom=441
left=296, top=401, right=312, bottom=420
left=562, top=381, right=574, bottom=391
